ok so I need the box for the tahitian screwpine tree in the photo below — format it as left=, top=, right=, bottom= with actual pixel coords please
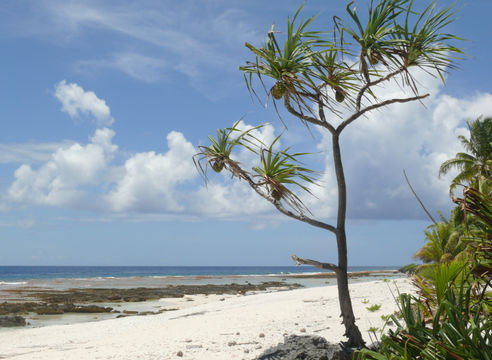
left=195, top=0, right=463, bottom=347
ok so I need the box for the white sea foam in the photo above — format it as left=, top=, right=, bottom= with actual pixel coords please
left=72, top=276, right=117, bottom=281
left=240, top=272, right=325, bottom=277
left=0, top=281, right=27, bottom=286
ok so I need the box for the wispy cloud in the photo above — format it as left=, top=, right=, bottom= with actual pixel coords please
left=0, top=141, right=74, bottom=164
left=3, top=0, right=262, bottom=97
left=0, top=219, right=35, bottom=228
left=77, top=53, right=167, bottom=83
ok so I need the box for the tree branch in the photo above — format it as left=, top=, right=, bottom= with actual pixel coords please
left=356, top=68, right=406, bottom=112
left=273, top=201, right=338, bottom=234
left=403, top=169, right=438, bottom=225
left=230, top=161, right=339, bottom=235
left=291, top=255, right=339, bottom=272
left=317, top=96, right=337, bottom=134
left=337, top=93, right=429, bottom=134
left=284, top=96, right=327, bottom=128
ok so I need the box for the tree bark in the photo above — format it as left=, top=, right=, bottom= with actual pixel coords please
left=332, top=133, right=365, bottom=348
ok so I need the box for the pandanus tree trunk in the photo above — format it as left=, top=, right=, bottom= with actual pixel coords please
left=335, top=232, right=364, bottom=347
left=333, top=133, right=365, bottom=347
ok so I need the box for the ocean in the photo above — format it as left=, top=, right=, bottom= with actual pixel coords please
left=0, top=266, right=403, bottom=328
left=0, top=265, right=399, bottom=282
left=0, top=265, right=403, bottom=291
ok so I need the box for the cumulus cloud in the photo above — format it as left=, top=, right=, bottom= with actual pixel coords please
left=7, top=128, right=117, bottom=207
left=298, top=69, right=492, bottom=221
left=106, top=131, right=196, bottom=213
left=4, top=74, right=492, bottom=222
left=190, top=181, right=271, bottom=218
left=54, top=80, right=114, bottom=126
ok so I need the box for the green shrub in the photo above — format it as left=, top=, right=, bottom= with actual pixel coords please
left=398, top=263, right=418, bottom=274
left=366, top=304, right=381, bottom=312
left=357, top=285, right=492, bottom=360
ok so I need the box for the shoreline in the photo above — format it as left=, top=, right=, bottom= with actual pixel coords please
left=0, top=272, right=404, bottom=330
left=0, top=281, right=302, bottom=329
left=0, top=278, right=413, bottom=360
left=0, top=269, right=401, bottom=285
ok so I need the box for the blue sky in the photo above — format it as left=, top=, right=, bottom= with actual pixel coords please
left=0, top=0, right=491, bottom=266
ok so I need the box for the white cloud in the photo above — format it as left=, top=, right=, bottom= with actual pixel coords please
left=3, top=75, right=491, bottom=222
left=106, top=131, right=196, bottom=213
left=299, top=69, right=492, bottom=221
left=7, top=128, right=117, bottom=207
left=191, top=181, right=271, bottom=218
left=54, top=80, right=114, bottom=126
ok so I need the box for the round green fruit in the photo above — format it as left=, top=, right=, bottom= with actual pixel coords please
left=369, top=56, right=379, bottom=65
left=211, top=161, right=224, bottom=173
left=368, top=50, right=382, bottom=65
left=271, top=82, right=287, bottom=100
left=335, top=89, right=345, bottom=103
left=271, top=189, right=282, bottom=201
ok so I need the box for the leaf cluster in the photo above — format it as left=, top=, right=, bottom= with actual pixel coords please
left=240, top=0, right=464, bottom=119
left=194, top=124, right=318, bottom=214
left=253, top=135, right=318, bottom=213
left=193, top=121, right=261, bottom=182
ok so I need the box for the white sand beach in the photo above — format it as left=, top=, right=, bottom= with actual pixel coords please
left=0, top=278, right=413, bottom=360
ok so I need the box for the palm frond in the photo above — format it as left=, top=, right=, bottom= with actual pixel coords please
left=439, top=117, right=492, bottom=194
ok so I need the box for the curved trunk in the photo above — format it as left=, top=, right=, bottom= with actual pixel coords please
left=332, top=133, right=365, bottom=348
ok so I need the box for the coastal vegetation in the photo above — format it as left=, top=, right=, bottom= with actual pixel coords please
left=195, top=0, right=463, bottom=348
left=411, top=117, right=491, bottom=278
left=357, top=118, right=492, bottom=358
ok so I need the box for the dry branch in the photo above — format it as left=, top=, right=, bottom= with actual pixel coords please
left=291, top=255, right=339, bottom=273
